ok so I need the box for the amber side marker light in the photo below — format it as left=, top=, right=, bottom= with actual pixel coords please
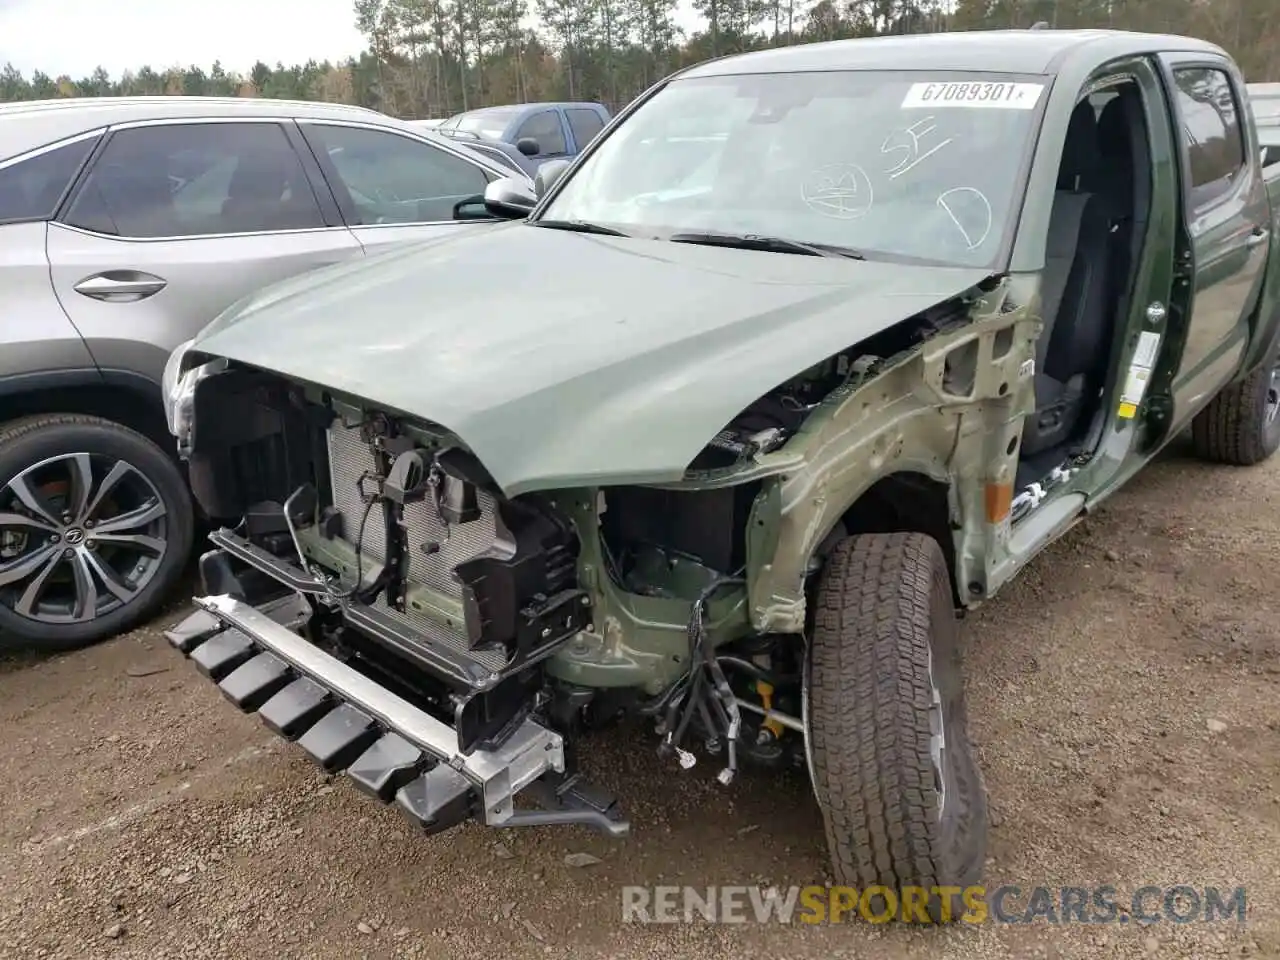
left=984, top=481, right=1013, bottom=524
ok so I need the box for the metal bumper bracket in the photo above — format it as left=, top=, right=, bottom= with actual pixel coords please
left=166, top=593, right=568, bottom=831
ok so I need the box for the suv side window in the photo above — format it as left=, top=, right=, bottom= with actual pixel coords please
left=63, top=122, right=324, bottom=238
left=1171, top=67, right=1247, bottom=211
left=566, top=108, right=605, bottom=149
left=301, top=124, right=491, bottom=225
left=515, top=111, right=567, bottom=156
left=0, top=135, right=99, bottom=224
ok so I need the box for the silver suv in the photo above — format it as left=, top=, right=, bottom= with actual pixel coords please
left=0, top=96, right=524, bottom=650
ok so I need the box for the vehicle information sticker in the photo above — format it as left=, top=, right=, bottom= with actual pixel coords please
left=901, top=81, right=1046, bottom=110
left=1117, top=331, right=1162, bottom=419
left=1132, top=330, right=1161, bottom=368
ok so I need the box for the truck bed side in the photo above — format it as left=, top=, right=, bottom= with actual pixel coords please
left=1262, top=128, right=1280, bottom=192
left=1247, top=82, right=1280, bottom=129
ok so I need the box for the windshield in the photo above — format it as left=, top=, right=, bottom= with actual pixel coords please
left=540, top=70, right=1050, bottom=267
left=454, top=107, right=520, bottom=140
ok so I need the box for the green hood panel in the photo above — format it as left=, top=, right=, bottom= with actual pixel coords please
left=194, top=223, right=991, bottom=496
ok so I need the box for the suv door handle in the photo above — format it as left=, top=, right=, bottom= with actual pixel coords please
left=73, top=271, right=168, bottom=302
left=1247, top=228, right=1269, bottom=248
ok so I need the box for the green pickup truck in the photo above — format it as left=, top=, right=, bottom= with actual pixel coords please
left=153, top=29, right=1280, bottom=922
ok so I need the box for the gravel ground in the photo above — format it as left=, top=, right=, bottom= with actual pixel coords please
left=1, top=435, right=1277, bottom=960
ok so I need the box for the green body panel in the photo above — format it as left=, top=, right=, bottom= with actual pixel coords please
left=1237, top=162, right=1280, bottom=378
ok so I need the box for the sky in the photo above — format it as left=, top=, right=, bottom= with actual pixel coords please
left=0, top=0, right=704, bottom=79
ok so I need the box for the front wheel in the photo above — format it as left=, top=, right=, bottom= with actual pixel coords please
left=805, top=531, right=986, bottom=924
left=0, top=414, right=194, bottom=650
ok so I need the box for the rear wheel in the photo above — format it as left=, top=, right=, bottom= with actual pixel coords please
left=805, top=532, right=986, bottom=924
left=0, top=414, right=193, bottom=650
left=1190, top=348, right=1280, bottom=465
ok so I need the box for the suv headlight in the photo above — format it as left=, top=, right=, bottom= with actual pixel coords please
left=162, top=339, right=227, bottom=456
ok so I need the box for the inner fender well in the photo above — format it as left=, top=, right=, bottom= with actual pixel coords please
left=836, top=472, right=959, bottom=605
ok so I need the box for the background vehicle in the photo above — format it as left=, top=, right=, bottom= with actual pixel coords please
left=163, top=29, right=1280, bottom=923
left=0, top=96, right=529, bottom=650
left=434, top=101, right=611, bottom=163
left=416, top=125, right=542, bottom=178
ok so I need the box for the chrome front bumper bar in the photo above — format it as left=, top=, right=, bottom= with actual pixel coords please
left=167, top=593, right=567, bottom=830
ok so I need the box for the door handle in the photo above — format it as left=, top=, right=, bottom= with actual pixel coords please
left=73, top=271, right=168, bottom=302
left=1246, top=228, right=1269, bottom=248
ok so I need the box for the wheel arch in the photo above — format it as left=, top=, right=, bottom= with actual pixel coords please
left=825, top=471, right=962, bottom=607
left=0, top=369, right=173, bottom=456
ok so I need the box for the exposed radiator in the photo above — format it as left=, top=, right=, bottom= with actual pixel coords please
left=325, top=419, right=593, bottom=686
left=325, top=422, right=507, bottom=597
left=324, top=423, right=511, bottom=671
left=326, top=422, right=388, bottom=559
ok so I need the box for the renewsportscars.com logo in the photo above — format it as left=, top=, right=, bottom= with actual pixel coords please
left=620, top=885, right=1249, bottom=925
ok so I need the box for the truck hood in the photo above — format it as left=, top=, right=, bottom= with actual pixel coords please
left=193, top=223, right=991, bottom=496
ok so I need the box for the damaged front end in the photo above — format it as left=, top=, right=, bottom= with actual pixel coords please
left=166, top=372, right=627, bottom=836
left=164, top=268, right=1036, bottom=841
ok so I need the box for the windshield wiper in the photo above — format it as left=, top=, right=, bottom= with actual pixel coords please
left=667, top=232, right=865, bottom=260
left=532, top=219, right=631, bottom=237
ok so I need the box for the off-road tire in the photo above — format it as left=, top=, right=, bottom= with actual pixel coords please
left=0, top=415, right=193, bottom=651
left=806, top=532, right=986, bottom=924
left=1190, top=350, right=1280, bottom=466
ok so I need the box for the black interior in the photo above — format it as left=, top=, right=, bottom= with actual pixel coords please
left=1017, top=82, right=1152, bottom=490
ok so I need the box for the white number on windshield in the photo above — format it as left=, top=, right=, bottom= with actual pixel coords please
left=901, top=81, right=1045, bottom=110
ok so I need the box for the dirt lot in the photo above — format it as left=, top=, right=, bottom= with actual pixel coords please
left=1, top=434, right=1278, bottom=960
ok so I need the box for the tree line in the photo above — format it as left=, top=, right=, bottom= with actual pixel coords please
left=1, top=0, right=1277, bottom=120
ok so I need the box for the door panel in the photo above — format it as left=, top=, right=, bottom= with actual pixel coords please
left=48, top=224, right=363, bottom=380
left=0, top=138, right=105, bottom=381
left=0, top=222, right=99, bottom=381
left=298, top=121, right=500, bottom=255
left=46, top=120, right=363, bottom=381
left=1161, top=57, right=1271, bottom=423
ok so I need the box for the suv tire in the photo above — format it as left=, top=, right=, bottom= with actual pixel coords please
left=805, top=531, right=986, bottom=924
left=0, top=414, right=193, bottom=650
left=1191, top=348, right=1280, bottom=466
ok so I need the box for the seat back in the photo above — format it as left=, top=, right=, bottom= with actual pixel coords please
left=1096, top=90, right=1152, bottom=312
left=221, top=153, right=316, bottom=233
left=1022, top=102, right=1114, bottom=456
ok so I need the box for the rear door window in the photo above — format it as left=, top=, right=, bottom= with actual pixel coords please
left=62, top=122, right=325, bottom=237
left=1170, top=67, right=1248, bottom=212
left=566, top=108, right=605, bottom=149
left=0, top=135, right=99, bottom=224
left=515, top=111, right=568, bottom=156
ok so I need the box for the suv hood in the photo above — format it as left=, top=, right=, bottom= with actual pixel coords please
left=193, top=223, right=990, bottom=496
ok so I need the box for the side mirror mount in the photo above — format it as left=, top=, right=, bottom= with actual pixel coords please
left=534, top=159, right=573, bottom=200
left=482, top=177, right=537, bottom=219
left=516, top=137, right=540, bottom=157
